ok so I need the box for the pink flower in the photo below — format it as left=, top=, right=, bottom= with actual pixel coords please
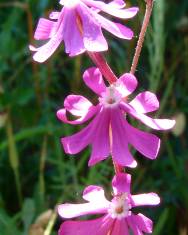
left=58, top=173, right=160, bottom=235
left=57, top=67, right=175, bottom=167
left=30, top=0, right=138, bottom=62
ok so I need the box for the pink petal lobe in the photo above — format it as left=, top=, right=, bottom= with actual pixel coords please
left=88, top=109, right=110, bottom=166
left=56, top=105, right=98, bottom=125
left=135, top=214, right=153, bottom=233
left=59, top=216, right=113, bottom=235
left=111, top=219, right=129, bottom=235
left=101, top=7, right=139, bottom=19
left=57, top=95, right=98, bottom=126
left=83, top=0, right=139, bottom=19
left=77, top=3, right=108, bottom=52
left=131, top=193, right=160, bottom=207
left=29, top=45, right=37, bottom=52
left=124, top=120, right=160, bottom=160
left=63, top=8, right=85, bottom=56
left=95, top=14, right=134, bottom=40
left=64, top=95, right=93, bottom=116
left=111, top=109, right=137, bottom=167
left=34, top=18, right=55, bottom=40
left=112, top=173, right=131, bottom=195
left=83, top=185, right=108, bottom=203
left=129, top=91, right=159, bottom=113
left=108, top=0, right=126, bottom=9
left=61, top=117, right=95, bottom=154
left=49, top=11, right=60, bottom=20
left=128, top=214, right=153, bottom=234
left=83, top=67, right=106, bottom=95
left=121, top=102, right=176, bottom=130
left=59, top=0, right=65, bottom=5
left=58, top=202, right=107, bottom=219
left=116, top=73, right=138, bottom=97
left=32, top=33, right=63, bottom=62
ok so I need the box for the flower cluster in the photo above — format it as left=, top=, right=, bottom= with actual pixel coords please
left=31, top=0, right=175, bottom=234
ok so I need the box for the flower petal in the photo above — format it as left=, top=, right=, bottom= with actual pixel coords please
left=58, top=216, right=113, bottom=235
left=63, top=7, right=85, bottom=56
left=135, top=214, right=153, bottom=233
left=129, top=91, right=159, bottom=113
left=49, top=11, right=60, bottom=20
left=31, top=33, right=63, bottom=62
left=64, top=95, right=94, bottom=116
left=128, top=214, right=153, bottom=234
left=101, top=7, right=139, bottom=19
left=112, top=173, right=131, bottom=195
left=61, top=118, right=95, bottom=154
left=29, top=45, right=37, bottom=52
left=83, top=0, right=139, bottom=19
left=121, top=102, right=176, bottom=130
left=61, top=108, right=108, bottom=156
left=131, top=193, right=160, bottom=207
left=58, top=202, right=107, bottom=219
left=59, top=0, right=65, bottom=5
left=108, top=0, right=126, bottom=9
left=77, top=3, right=108, bottom=52
left=115, top=73, right=138, bottom=97
left=34, top=18, right=56, bottom=40
left=111, top=109, right=137, bottom=167
left=111, top=219, right=129, bottom=235
left=88, top=109, right=110, bottom=166
left=124, top=120, right=160, bottom=160
left=83, top=67, right=106, bottom=96
left=95, top=14, right=133, bottom=40
left=56, top=105, right=98, bottom=125
left=83, top=185, right=108, bottom=203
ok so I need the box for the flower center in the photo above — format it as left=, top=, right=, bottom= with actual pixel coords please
left=108, top=193, right=131, bottom=220
left=99, top=86, right=122, bottom=108
left=115, top=205, right=124, bottom=214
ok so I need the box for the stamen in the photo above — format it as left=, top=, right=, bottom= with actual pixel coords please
left=108, top=193, right=131, bottom=220
left=99, top=86, right=122, bottom=108
left=115, top=206, right=124, bottom=214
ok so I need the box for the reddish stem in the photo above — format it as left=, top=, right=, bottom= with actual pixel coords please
left=130, top=0, right=154, bottom=74
left=113, top=162, right=124, bottom=175
left=88, top=52, right=117, bottom=84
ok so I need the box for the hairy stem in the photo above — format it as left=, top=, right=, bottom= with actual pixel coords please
left=130, top=0, right=154, bottom=74
left=113, top=162, right=124, bottom=175
left=88, top=52, right=118, bottom=84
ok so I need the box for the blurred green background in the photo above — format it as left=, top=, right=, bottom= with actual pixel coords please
left=0, top=0, right=188, bottom=234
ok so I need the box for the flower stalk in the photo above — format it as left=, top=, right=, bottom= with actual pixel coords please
left=130, top=0, right=154, bottom=75
left=113, top=161, right=124, bottom=174
left=88, top=52, right=118, bottom=84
